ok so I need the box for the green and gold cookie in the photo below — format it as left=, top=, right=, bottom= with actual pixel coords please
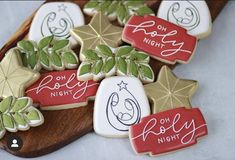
left=0, top=48, right=40, bottom=98
left=144, top=65, right=198, bottom=113
left=70, top=12, right=123, bottom=61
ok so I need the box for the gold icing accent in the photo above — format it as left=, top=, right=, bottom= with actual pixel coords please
left=144, top=65, right=198, bottom=113
left=0, top=48, right=40, bottom=98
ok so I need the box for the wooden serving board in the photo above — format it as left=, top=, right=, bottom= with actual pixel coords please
left=0, top=0, right=228, bottom=158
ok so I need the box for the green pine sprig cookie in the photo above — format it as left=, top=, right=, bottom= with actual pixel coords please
left=83, top=0, right=154, bottom=26
left=77, top=45, right=154, bottom=83
left=0, top=96, right=44, bottom=139
left=17, top=36, right=79, bottom=71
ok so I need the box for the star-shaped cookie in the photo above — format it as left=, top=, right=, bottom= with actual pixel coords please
left=144, top=65, right=198, bottom=113
left=0, top=48, right=40, bottom=98
left=70, top=12, right=123, bottom=61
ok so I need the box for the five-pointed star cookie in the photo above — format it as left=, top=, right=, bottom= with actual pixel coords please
left=70, top=12, right=123, bottom=61
left=0, top=48, right=40, bottom=98
left=144, top=65, right=198, bottom=113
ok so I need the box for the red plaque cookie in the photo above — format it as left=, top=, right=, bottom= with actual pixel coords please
left=26, top=70, right=99, bottom=110
left=122, top=15, right=197, bottom=64
left=129, top=107, right=207, bottom=156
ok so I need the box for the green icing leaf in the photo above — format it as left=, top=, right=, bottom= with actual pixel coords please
left=139, top=64, right=153, bottom=80
left=20, top=53, right=28, bottom=67
left=25, top=108, right=40, bottom=121
left=103, top=57, right=115, bottom=73
left=79, top=63, right=92, bottom=76
left=52, top=39, right=69, bottom=51
left=117, top=57, right=127, bottom=74
left=39, top=50, right=50, bottom=68
left=12, top=113, right=27, bottom=126
left=97, top=45, right=113, bottom=57
left=2, top=114, right=15, bottom=130
left=83, top=50, right=100, bottom=60
left=11, top=97, right=29, bottom=112
left=84, top=1, right=99, bottom=8
left=28, top=52, right=38, bottom=69
left=62, top=51, right=78, bottom=65
left=38, top=35, right=53, bottom=50
left=0, top=119, right=5, bottom=138
left=106, top=1, right=118, bottom=15
left=130, top=51, right=149, bottom=62
left=92, top=60, right=103, bottom=75
left=50, top=52, right=63, bottom=68
left=135, top=6, right=154, bottom=16
left=116, top=46, right=133, bottom=57
left=125, top=0, right=144, bottom=8
left=18, top=40, right=35, bottom=52
left=129, top=61, right=139, bottom=77
left=96, top=1, right=112, bottom=12
left=0, top=96, right=13, bottom=113
left=117, top=3, right=127, bottom=22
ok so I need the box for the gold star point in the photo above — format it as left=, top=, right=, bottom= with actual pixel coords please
left=70, top=12, right=123, bottom=60
left=144, top=65, right=198, bottom=113
left=0, top=48, right=40, bottom=98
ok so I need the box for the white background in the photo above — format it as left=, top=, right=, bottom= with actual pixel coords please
left=0, top=1, right=235, bottom=160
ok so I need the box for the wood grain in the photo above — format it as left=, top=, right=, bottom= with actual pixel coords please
left=0, top=0, right=228, bottom=158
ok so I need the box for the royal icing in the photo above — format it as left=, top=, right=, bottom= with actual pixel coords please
left=94, top=76, right=150, bottom=137
left=122, top=15, right=197, bottom=64
left=144, top=65, right=198, bottom=113
left=129, top=107, right=208, bottom=156
left=0, top=48, right=40, bottom=98
left=0, top=96, right=44, bottom=139
left=83, top=0, right=154, bottom=26
left=17, top=36, right=79, bottom=71
left=70, top=12, right=123, bottom=61
left=29, top=2, right=85, bottom=47
left=77, top=45, right=154, bottom=83
left=157, top=0, right=212, bottom=39
left=26, top=70, right=99, bottom=110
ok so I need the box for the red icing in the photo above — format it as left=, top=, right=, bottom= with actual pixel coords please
left=129, top=107, right=207, bottom=155
left=122, top=15, right=197, bottom=64
left=26, top=70, right=99, bottom=109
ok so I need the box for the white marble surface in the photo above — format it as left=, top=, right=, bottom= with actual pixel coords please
left=0, top=1, right=235, bottom=160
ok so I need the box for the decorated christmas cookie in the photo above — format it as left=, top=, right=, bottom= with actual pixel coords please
left=70, top=12, right=123, bottom=61
left=17, top=36, right=79, bottom=71
left=94, top=76, right=150, bottom=137
left=122, top=15, right=197, bottom=64
left=0, top=96, right=44, bottom=139
left=29, top=2, right=84, bottom=47
left=26, top=70, right=99, bottom=110
left=77, top=45, right=154, bottom=83
left=129, top=107, right=208, bottom=156
left=83, top=0, right=154, bottom=26
left=144, top=66, right=198, bottom=113
left=0, top=48, right=40, bottom=98
left=157, top=0, right=212, bottom=39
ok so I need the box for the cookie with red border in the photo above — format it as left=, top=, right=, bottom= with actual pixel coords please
left=122, top=15, right=197, bottom=64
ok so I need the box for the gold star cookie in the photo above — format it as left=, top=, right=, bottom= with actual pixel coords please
left=70, top=12, right=123, bottom=61
left=144, top=65, right=198, bottom=113
left=0, top=48, right=40, bottom=98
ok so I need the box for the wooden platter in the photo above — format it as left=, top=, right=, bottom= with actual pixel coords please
left=0, top=0, right=228, bottom=158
